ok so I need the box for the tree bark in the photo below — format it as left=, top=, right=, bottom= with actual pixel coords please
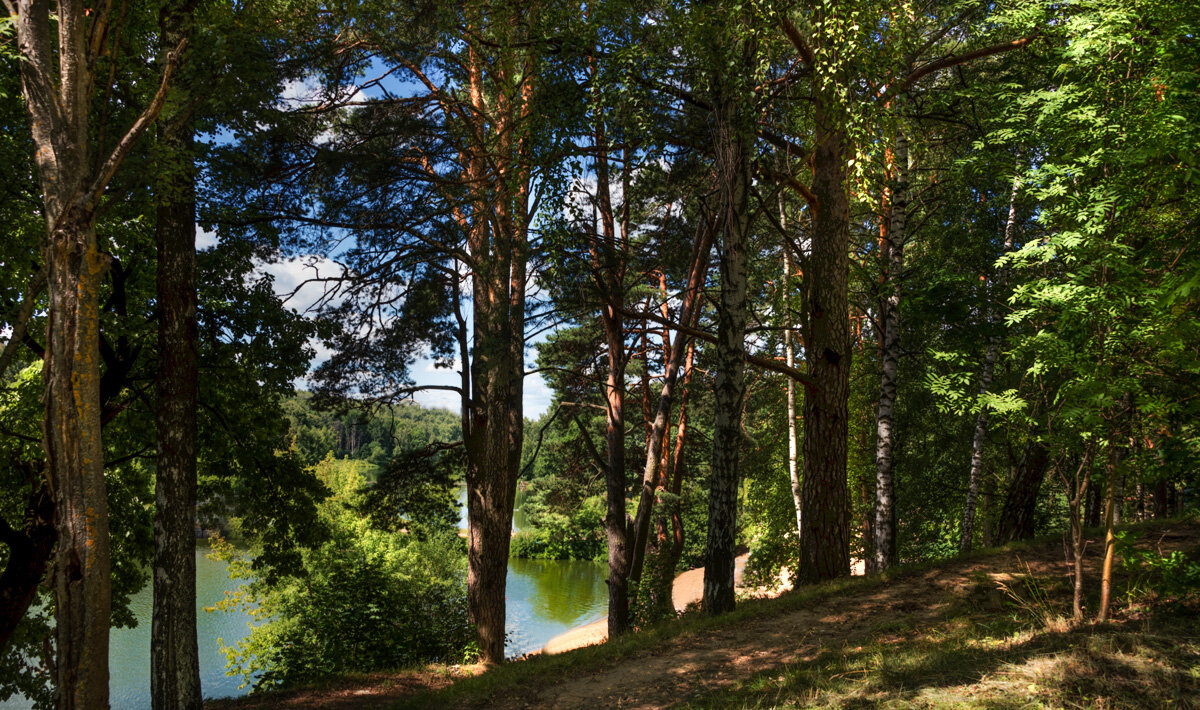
left=151, top=68, right=202, bottom=710
left=588, top=110, right=631, bottom=639
left=779, top=195, right=802, bottom=541
left=797, top=107, right=852, bottom=583
left=702, top=78, right=752, bottom=616
left=995, top=438, right=1049, bottom=543
left=18, top=2, right=112, bottom=705
left=873, top=133, right=908, bottom=571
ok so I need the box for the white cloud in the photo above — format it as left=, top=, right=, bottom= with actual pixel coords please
left=522, top=372, right=552, bottom=419
left=255, top=255, right=344, bottom=314
left=196, top=225, right=217, bottom=250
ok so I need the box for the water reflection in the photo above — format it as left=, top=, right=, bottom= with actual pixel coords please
left=505, top=559, right=606, bottom=656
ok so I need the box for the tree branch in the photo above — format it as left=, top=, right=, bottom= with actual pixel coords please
left=617, top=306, right=817, bottom=391
left=897, top=36, right=1037, bottom=97
left=81, top=36, right=188, bottom=215
left=778, top=14, right=816, bottom=68
left=0, top=269, right=45, bottom=378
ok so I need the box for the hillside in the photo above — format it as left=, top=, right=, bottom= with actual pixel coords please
left=207, top=519, right=1200, bottom=709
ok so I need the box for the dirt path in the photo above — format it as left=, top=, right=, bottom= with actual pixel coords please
left=482, top=523, right=1200, bottom=709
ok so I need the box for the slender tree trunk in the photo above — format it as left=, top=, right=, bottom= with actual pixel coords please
left=797, top=108, right=852, bottom=583
left=1099, top=444, right=1124, bottom=622
left=873, top=134, right=908, bottom=570
left=779, top=198, right=802, bottom=540
left=588, top=109, right=631, bottom=640
left=962, top=170, right=1020, bottom=552
left=703, top=81, right=752, bottom=615
left=1064, top=448, right=1094, bottom=623
left=152, top=113, right=202, bottom=710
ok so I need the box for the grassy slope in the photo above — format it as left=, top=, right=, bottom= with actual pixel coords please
left=207, top=519, right=1200, bottom=709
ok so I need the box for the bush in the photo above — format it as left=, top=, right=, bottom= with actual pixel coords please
left=211, top=457, right=476, bottom=692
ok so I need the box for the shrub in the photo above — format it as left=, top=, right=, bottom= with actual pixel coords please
left=211, top=457, right=476, bottom=692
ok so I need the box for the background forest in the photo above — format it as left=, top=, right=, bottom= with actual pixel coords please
left=1, top=0, right=1199, bottom=707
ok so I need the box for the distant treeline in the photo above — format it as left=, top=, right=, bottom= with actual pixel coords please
left=283, top=393, right=462, bottom=474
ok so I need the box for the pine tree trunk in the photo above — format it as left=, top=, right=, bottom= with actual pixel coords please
left=797, top=110, right=852, bottom=583
left=590, top=114, right=631, bottom=639
left=873, top=134, right=908, bottom=571
left=629, top=226, right=712, bottom=590
left=703, top=86, right=751, bottom=616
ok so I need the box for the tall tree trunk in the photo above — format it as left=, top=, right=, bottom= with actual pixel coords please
left=465, top=237, right=525, bottom=665
left=703, top=80, right=752, bottom=616
left=797, top=109, right=852, bottom=583
left=873, top=133, right=908, bottom=570
left=460, top=16, right=534, bottom=664
left=19, top=3, right=111, bottom=705
left=151, top=4, right=201, bottom=706
left=589, top=112, right=631, bottom=639
left=17, top=1, right=183, bottom=702
left=151, top=80, right=201, bottom=710
left=961, top=171, right=1020, bottom=552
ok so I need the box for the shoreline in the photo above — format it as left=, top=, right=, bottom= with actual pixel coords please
left=539, top=553, right=751, bottom=655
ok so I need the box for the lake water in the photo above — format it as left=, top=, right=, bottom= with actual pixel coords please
left=3, top=489, right=606, bottom=709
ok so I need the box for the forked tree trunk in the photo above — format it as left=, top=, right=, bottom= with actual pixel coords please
left=628, top=225, right=712, bottom=590
left=873, top=133, right=908, bottom=571
left=797, top=108, right=852, bottom=583
left=19, top=3, right=111, bottom=705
